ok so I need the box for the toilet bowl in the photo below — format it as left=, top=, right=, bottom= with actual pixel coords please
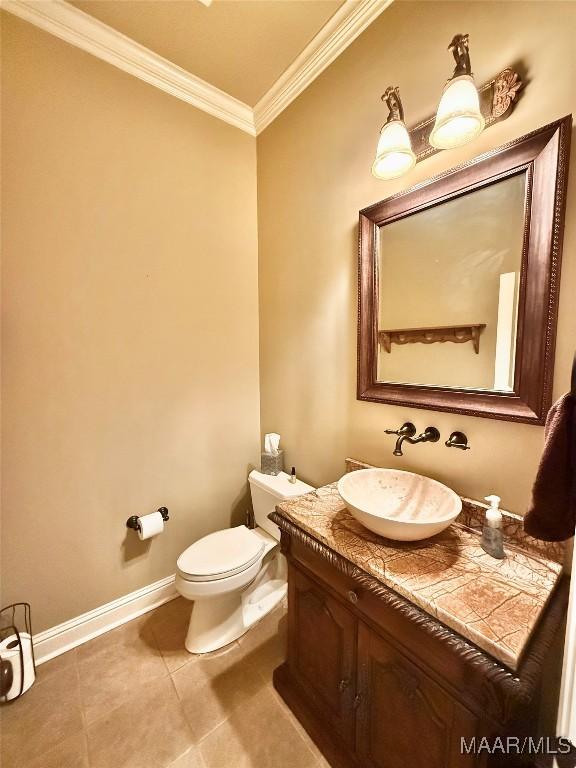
left=175, top=469, right=314, bottom=654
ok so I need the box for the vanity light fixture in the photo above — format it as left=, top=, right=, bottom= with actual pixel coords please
left=429, top=34, right=485, bottom=150
left=371, top=87, right=416, bottom=180
left=370, top=35, right=522, bottom=181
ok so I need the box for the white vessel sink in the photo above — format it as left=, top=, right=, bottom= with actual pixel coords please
left=337, top=468, right=462, bottom=541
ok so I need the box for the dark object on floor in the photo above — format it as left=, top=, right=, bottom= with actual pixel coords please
left=0, top=658, right=14, bottom=698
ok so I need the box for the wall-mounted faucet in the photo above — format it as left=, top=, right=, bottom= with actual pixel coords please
left=384, top=423, right=440, bottom=456
left=384, top=422, right=416, bottom=453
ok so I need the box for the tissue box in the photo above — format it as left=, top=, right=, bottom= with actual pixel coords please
left=261, top=450, right=284, bottom=476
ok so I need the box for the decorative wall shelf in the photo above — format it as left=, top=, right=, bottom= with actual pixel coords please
left=378, top=324, right=486, bottom=354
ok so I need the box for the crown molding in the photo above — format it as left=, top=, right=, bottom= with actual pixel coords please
left=1, top=0, right=256, bottom=136
left=253, top=0, right=394, bottom=134
left=1, top=0, right=394, bottom=136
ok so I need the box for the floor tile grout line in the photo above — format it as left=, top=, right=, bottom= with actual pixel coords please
left=197, top=681, right=320, bottom=768
left=80, top=730, right=91, bottom=768
left=32, top=646, right=79, bottom=690
left=81, top=662, right=173, bottom=733
left=191, top=684, right=261, bottom=747
left=83, top=673, right=196, bottom=768
left=78, top=630, right=173, bottom=730
left=165, top=663, right=202, bottom=752
left=267, top=679, right=324, bottom=762
left=164, top=743, right=208, bottom=768
left=73, top=658, right=91, bottom=735
left=166, top=634, right=270, bottom=749
left=189, top=665, right=270, bottom=749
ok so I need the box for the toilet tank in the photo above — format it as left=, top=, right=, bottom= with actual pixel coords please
left=248, top=470, right=315, bottom=540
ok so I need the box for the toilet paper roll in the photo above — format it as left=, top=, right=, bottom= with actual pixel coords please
left=137, top=511, right=164, bottom=540
left=0, top=632, right=35, bottom=701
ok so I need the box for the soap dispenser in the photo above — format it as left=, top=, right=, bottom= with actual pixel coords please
left=481, top=495, right=505, bottom=559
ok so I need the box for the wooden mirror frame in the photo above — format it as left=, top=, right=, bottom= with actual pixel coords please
left=358, top=116, right=571, bottom=425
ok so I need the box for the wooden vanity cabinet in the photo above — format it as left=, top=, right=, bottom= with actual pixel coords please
left=288, top=566, right=357, bottom=747
left=356, top=622, right=478, bottom=768
left=273, top=517, right=568, bottom=768
left=286, top=564, right=477, bottom=768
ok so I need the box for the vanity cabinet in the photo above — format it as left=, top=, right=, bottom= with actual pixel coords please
left=356, top=623, right=478, bottom=768
left=289, top=567, right=357, bottom=747
left=286, top=564, right=478, bottom=768
left=273, top=517, right=568, bottom=768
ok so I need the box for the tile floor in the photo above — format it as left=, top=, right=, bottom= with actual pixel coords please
left=0, top=598, right=330, bottom=768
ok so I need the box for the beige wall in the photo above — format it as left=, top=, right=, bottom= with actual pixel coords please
left=1, top=15, right=260, bottom=631
left=257, top=0, right=576, bottom=515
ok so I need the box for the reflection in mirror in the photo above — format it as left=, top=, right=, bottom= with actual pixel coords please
left=377, top=174, right=526, bottom=391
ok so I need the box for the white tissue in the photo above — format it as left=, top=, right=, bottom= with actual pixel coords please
left=264, top=433, right=281, bottom=456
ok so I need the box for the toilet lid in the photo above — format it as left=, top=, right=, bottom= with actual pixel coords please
left=177, top=526, right=265, bottom=582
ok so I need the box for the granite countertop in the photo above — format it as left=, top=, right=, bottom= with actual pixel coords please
left=275, top=474, right=564, bottom=671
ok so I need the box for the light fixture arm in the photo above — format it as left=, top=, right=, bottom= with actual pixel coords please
left=448, top=33, right=472, bottom=78
left=381, top=86, right=405, bottom=124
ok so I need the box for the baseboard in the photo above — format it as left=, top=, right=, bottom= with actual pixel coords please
left=33, top=575, right=178, bottom=664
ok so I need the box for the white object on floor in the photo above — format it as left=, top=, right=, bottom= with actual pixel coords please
left=175, top=469, right=314, bottom=654
left=0, top=632, right=35, bottom=700
left=338, top=467, right=461, bottom=541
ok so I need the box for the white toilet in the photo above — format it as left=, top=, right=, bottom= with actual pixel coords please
left=175, top=469, right=314, bottom=654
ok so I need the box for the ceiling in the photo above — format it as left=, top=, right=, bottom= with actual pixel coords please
left=70, top=0, right=346, bottom=106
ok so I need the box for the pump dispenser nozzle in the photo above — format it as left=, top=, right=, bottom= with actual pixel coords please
left=484, top=495, right=502, bottom=526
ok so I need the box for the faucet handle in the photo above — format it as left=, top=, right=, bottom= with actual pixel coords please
left=421, top=427, right=441, bottom=443
left=445, top=431, right=470, bottom=450
left=384, top=422, right=416, bottom=438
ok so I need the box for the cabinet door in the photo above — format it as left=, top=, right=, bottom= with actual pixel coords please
left=288, top=565, right=357, bottom=746
left=356, top=623, right=480, bottom=768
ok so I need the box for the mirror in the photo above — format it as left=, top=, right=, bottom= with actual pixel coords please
left=358, top=117, right=571, bottom=424
left=377, top=174, right=526, bottom=391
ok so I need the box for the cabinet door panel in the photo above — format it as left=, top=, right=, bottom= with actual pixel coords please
left=357, top=623, right=479, bottom=768
left=288, top=565, right=357, bottom=746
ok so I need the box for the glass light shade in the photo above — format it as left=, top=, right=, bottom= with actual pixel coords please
left=372, top=120, right=416, bottom=180
left=429, top=75, right=485, bottom=150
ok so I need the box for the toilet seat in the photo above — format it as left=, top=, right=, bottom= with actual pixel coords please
left=177, top=526, right=265, bottom=582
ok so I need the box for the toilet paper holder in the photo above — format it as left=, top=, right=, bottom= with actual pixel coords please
left=126, top=507, right=169, bottom=533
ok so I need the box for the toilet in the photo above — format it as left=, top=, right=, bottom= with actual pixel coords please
left=175, top=469, right=314, bottom=654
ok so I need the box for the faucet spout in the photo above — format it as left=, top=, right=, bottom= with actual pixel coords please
left=393, top=426, right=440, bottom=456
left=384, top=422, right=416, bottom=456
left=393, top=435, right=409, bottom=456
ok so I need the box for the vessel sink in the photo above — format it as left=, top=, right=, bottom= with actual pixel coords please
left=337, top=468, right=462, bottom=541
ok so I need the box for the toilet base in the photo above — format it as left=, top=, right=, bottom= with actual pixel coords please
left=184, top=553, right=287, bottom=654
